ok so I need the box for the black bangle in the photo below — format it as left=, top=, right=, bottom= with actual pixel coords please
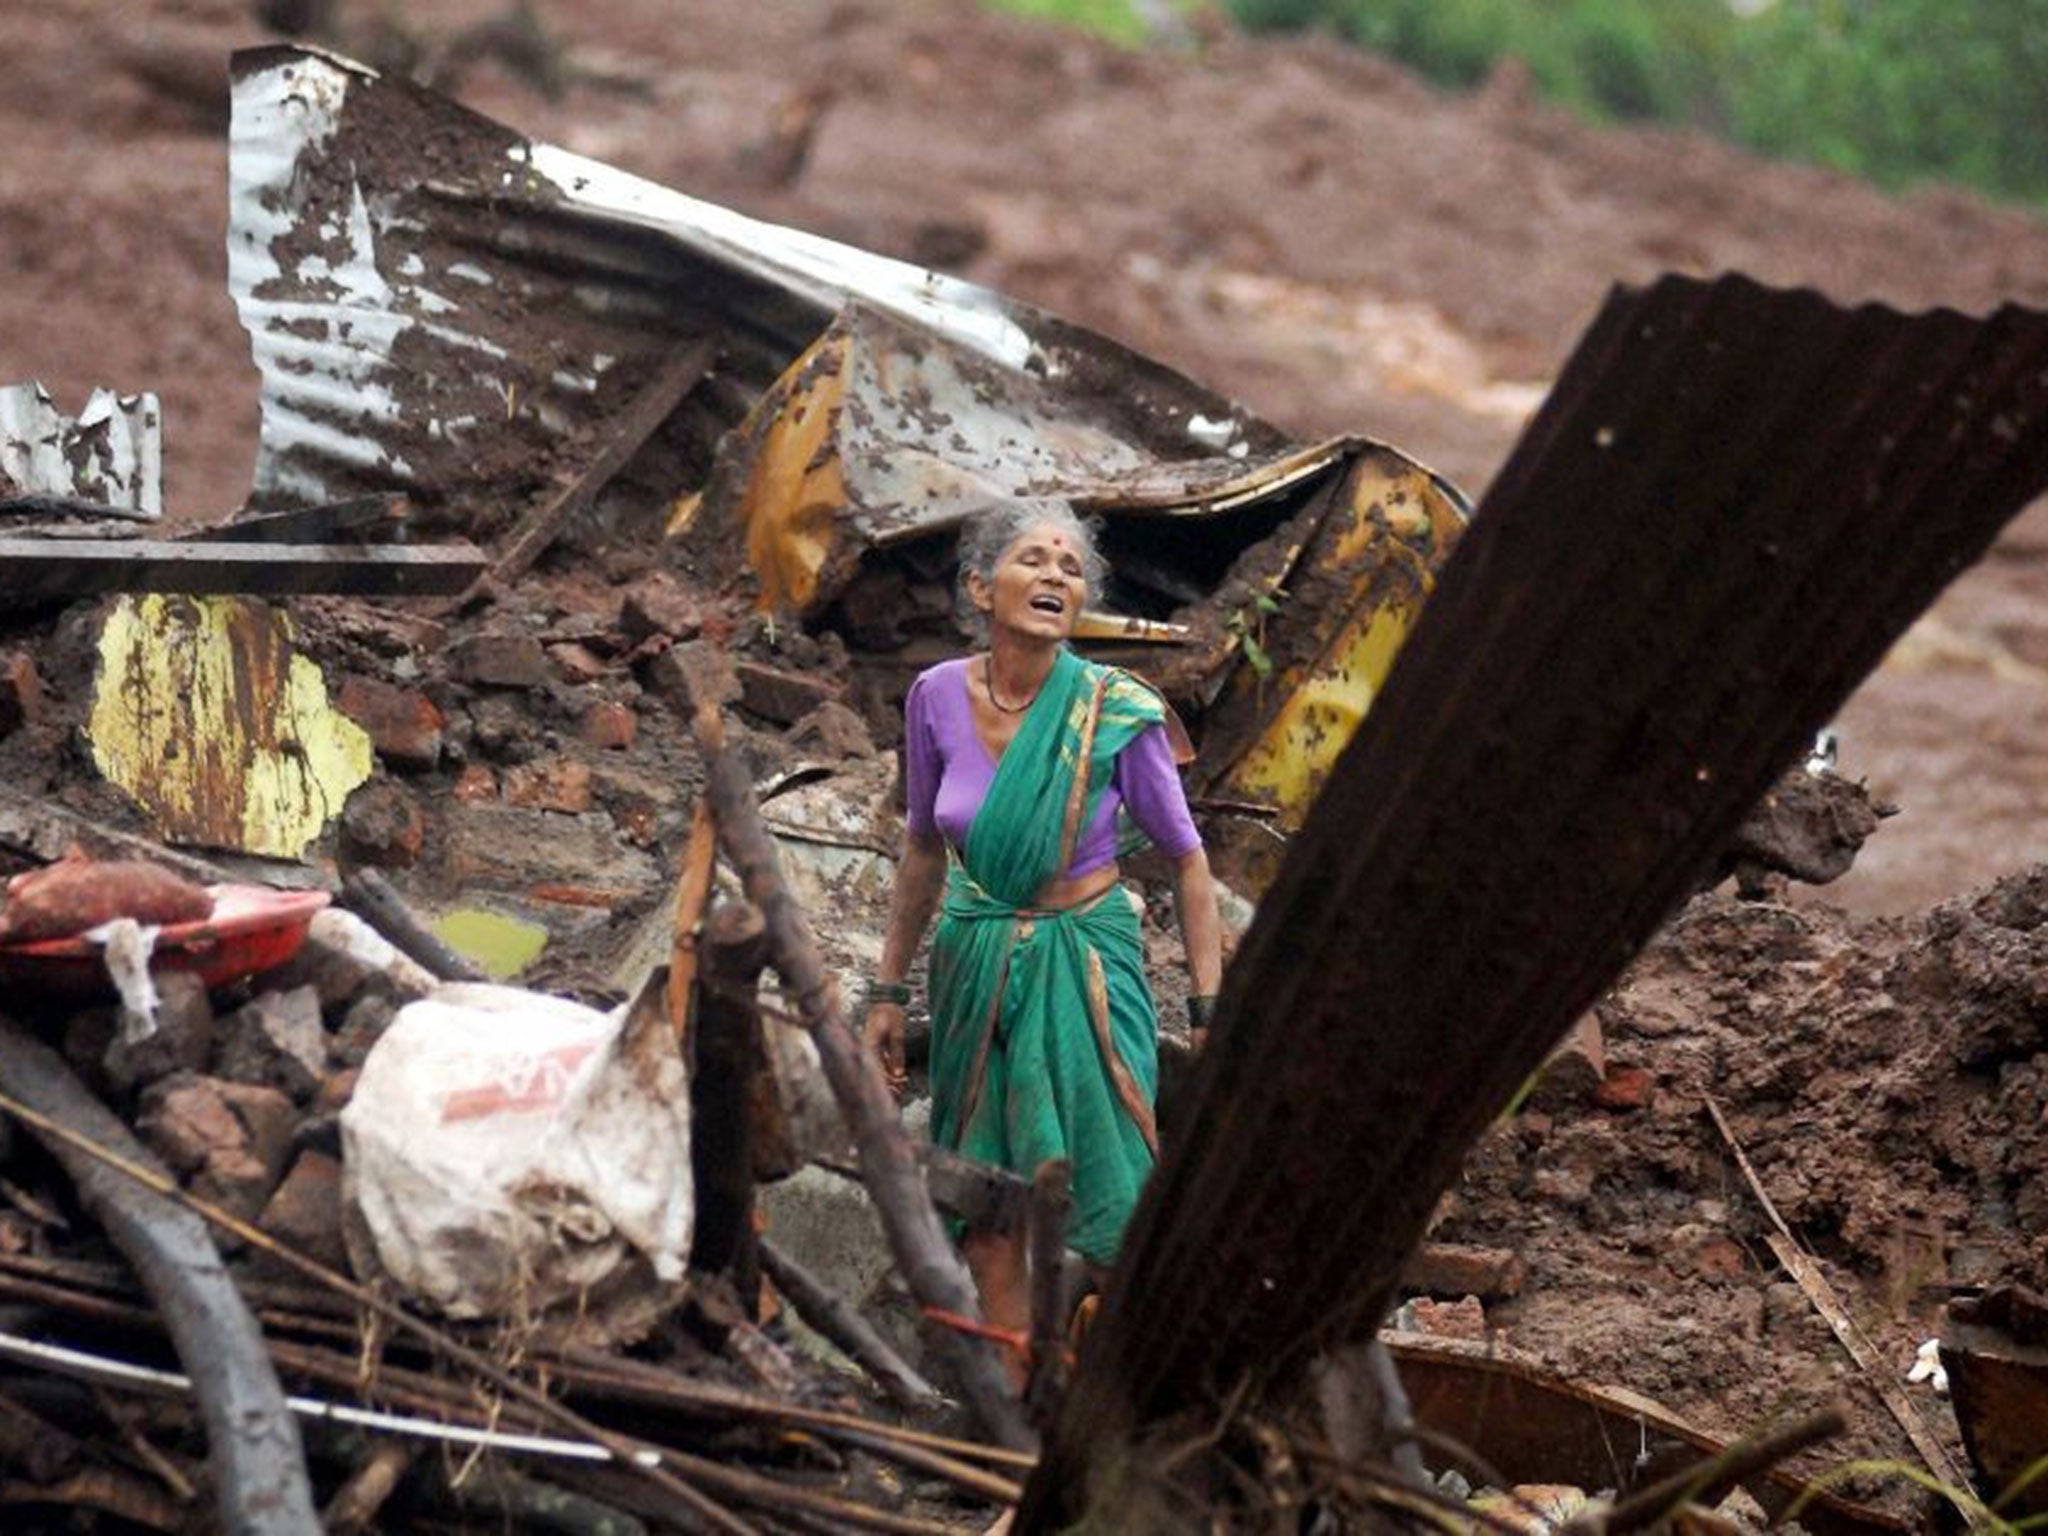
left=1188, top=994, right=1218, bottom=1032
left=863, top=980, right=912, bottom=1009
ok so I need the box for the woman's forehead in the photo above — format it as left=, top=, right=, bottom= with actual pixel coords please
left=1002, top=521, right=1083, bottom=558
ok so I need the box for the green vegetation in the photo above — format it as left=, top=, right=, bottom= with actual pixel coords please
left=982, top=0, right=2048, bottom=209
left=1226, top=0, right=2048, bottom=208
left=981, top=0, right=1157, bottom=47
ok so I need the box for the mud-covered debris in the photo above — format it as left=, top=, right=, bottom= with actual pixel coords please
left=340, top=779, right=427, bottom=870
left=1716, top=763, right=1895, bottom=899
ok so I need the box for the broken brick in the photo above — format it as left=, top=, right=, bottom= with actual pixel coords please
left=452, top=764, right=498, bottom=802
left=103, top=972, right=214, bottom=1095
left=503, top=758, right=595, bottom=814
left=138, top=1074, right=295, bottom=1218
left=1402, top=1295, right=1489, bottom=1341
left=1404, top=1242, right=1527, bottom=1300
left=448, top=631, right=551, bottom=689
left=735, top=658, right=845, bottom=727
left=579, top=700, right=637, bottom=751
left=258, top=1151, right=348, bottom=1270
left=644, top=640, right=740, bottom=711
left=335, top=675, right=445, bottom=769
left=787, top=700, right=876, bottom=760
left=1594, top=1064, right=1656, bottom=1112
left=215, top=985, right=329, bottom=1101
left=340, top=780, right=426, bottom=869
left=549, top=642, right=610, bottom=684
left=620, top=575, right=704, bottom=645
left=0, top=650, right=45, bottom=737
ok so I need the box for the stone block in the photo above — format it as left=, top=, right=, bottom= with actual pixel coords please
left=452, top=764, right=498, bottom=802
left=103, top=971, right=214, bottom=1094
left=503, top=758, right=595, bottom=814
left=332, top=990, right=396, bottom=1069
left=735, top=659, right=845, bottom=727
left=215, top=985, right=329, bottom=1101
left=448, top=631, right=550, bottom=689
left=335, top=675, right=444, bottom=769
left=1404, top=1242, right=1527, bottom=1299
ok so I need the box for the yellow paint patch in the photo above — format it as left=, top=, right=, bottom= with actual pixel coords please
left=433, top=907, right=549, bottom=980
left=1226, top=603, right=1416, bottom=824
left=737, top=329, right=853, bottom=612
left=88, top=595, right=373, bottom=857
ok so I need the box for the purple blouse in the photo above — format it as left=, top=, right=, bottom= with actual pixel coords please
left=903, top=658, right=1202, bottom=879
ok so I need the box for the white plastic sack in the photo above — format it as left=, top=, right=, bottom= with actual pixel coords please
left=341, top=982, right=691, bottom=1320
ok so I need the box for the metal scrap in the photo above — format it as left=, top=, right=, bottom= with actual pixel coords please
left=0, top=382, right=161, bottom=518
left=86, top=595, right=374, bottom=858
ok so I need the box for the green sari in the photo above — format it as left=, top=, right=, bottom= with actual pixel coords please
left=927, top=646, right=1167, bottom=1263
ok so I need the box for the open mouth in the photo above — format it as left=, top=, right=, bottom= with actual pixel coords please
left=1029, top=593, right=1067, bottom=615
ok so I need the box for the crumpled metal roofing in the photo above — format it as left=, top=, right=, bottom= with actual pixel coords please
left=225, top=45, right=1297, bottom=527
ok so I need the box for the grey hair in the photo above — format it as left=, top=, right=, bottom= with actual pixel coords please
left=954, top=500, right=1108, bottom=642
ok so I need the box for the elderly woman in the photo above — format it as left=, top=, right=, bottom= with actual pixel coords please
left=862, top=503, right=1223, bottom=1370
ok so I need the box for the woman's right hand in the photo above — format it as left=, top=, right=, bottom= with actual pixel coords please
left=863, top=1001, right=908, bottom=1097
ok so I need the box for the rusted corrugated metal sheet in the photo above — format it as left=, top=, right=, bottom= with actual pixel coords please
left=225, top=45, right=1289, bottom=533
left=225, top=45, right=1471, bottom=843
left=1028, top=273, right=2048, bottom=1526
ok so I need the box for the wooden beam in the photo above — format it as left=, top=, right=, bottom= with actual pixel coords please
left=190, top=495, right=405, bottom=545
left=492, top=338, right=718, bottom=584
left=0, top=538, right=486, bottom=598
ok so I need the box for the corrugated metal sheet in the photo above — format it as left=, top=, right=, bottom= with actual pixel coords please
left=225, top=45, right=1294, bottom=532
left=225, top=44, right=1472, bottom=843
left=1029, top=273, right=2048, bottom=1524
left=0, top=382, right=161, bottom=517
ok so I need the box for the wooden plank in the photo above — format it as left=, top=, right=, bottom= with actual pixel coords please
left=1705, top=1097, right=1964, bottom=1487
left=492, top=338, right=718, bottom=584
left=0, top=538, right=486, bottom=598
left=188, top=495, right=405, bottom=545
